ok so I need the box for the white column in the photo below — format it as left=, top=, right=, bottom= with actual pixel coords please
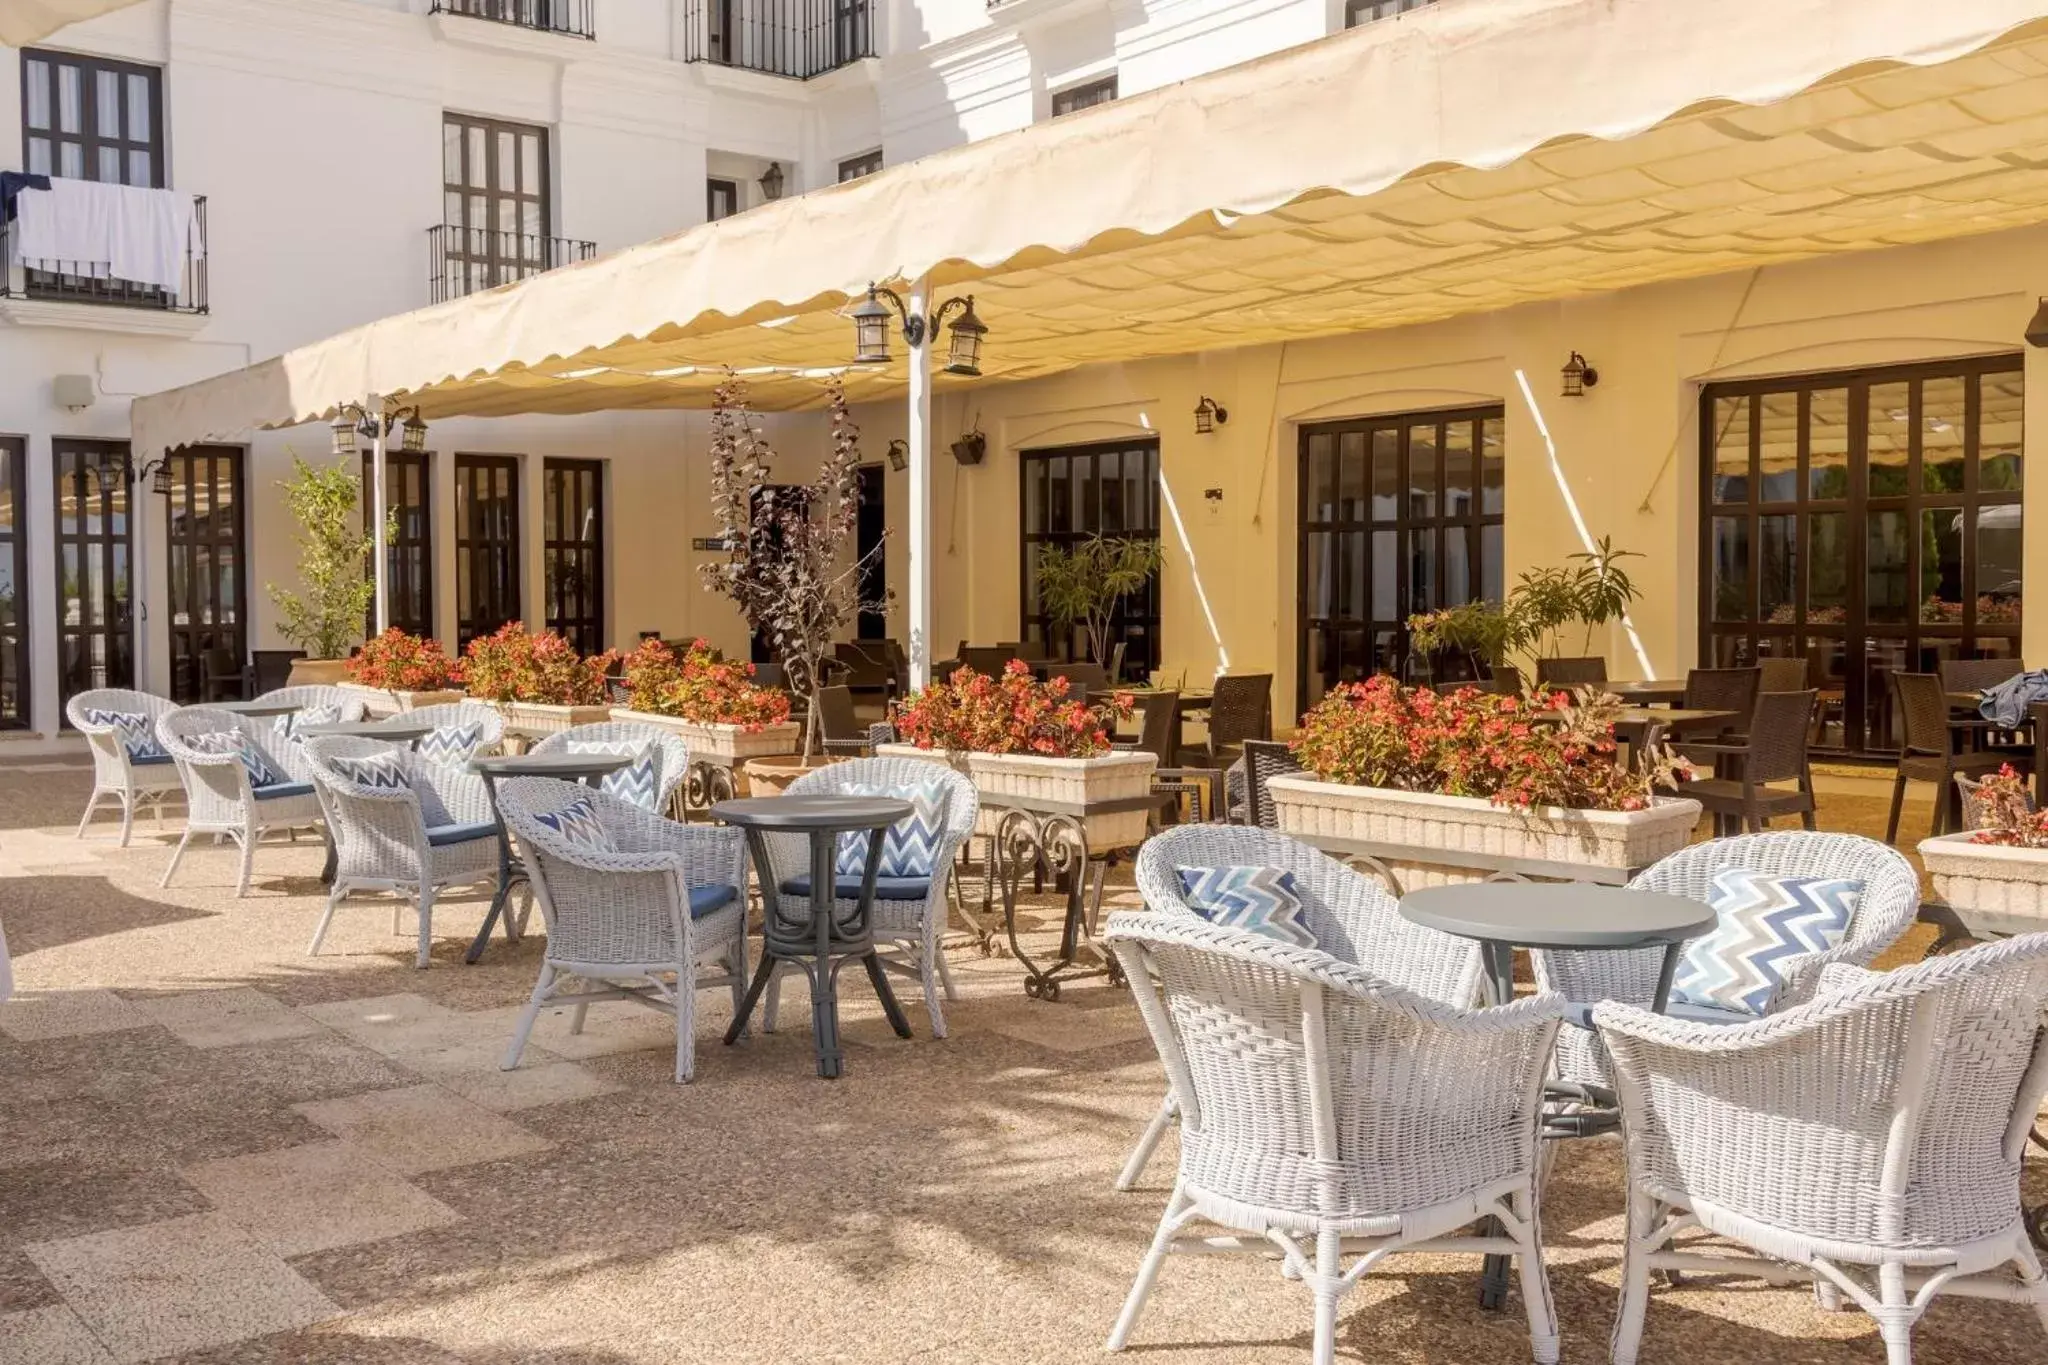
left=131, top=461, right=150, bottom=694
left=906, top=276, right=933, bottom=691
left=369, top=395, right=389, bottom=635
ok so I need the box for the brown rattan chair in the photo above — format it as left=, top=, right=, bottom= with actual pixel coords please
left=1679, top=667, right=1761, bottom=752
left=1480, top=664, right=1525, bottom=696
left=1888, top=671, right=2023, bottom=842
left=1107, top=641, right=1129, bottom=685
left=1046, top=661, right=1109, bottom=693
left=959, top=646, right=1015, bottom=677
left=1180, top=673, right=1272, bottom=769
left=1939, top=656, right=2024, bottom=696
left=1233, top=739, right=1304, bottom=827
left=1677, top=690, right=1818, bottom=836
left=1116, top=690, right=1217, bottom=824
left=1535, top=656, right=1606, bottom=690
left=814, top=685, right=876, bottom=757
left=1757, top=657, right=1809, bottom=693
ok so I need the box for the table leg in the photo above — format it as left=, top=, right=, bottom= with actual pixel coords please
left=862, top=952, right=913, bottom=1038
left=465, top=771, right=521, bottom=966
left=724, top=951, right=779, bottom=1045
left=809, top=831, right=843, bottom=1079
left=1476, top=935, right=1515, bottom=1309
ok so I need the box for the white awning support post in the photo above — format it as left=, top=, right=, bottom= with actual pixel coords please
left=368, top=392, right=389, bottom=636
left=906, top=276, right=933, bottom=692
left=131, top=459, right=150, bottom=694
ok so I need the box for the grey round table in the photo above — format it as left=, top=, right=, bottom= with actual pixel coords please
left=295, top=719, right=435, bottom=742
left=713, top=795, right=916, bottom=1079
left=1399, top=881, right=1717, bottom=1309
left=465, top=750, right=633, bottom=965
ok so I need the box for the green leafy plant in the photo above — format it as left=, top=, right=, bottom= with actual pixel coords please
left=266, top=453, right=396, bottom=660
left=1406, top=537, right=1643, bottom=678
left=1034, top=535, right=1163, bottom=667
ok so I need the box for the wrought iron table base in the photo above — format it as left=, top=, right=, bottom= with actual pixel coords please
left=968, top=806, right=1141, bottom=1002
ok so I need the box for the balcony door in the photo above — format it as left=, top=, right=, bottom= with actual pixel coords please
left=542, top=458, right=604, bottom=656
left=165, top=447, right=246, bottom=703
left=455, top=454, right=522, bottom=648
left=441, top=113, right=551, bottom=299
left=1701, top=356, right=2023, bottom=755
left=364, top=450, right=434, bottom=639
left=54, top=439, right=134, bottom=713
left=0, top=439, right=27, bottom=728
left=1019, top=440, right=1160, bottom=678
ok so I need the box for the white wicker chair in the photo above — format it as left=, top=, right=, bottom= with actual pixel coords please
left=1531, top=831, right=1920, bottom=1093
left=760, top=756, right=979, bottom=1039
left=533, top=721, right=691, bottom=814
left=399, top=699, right=507, bottom=764
left=65, top=688, right=183, bottom=845
left=1117, top=825, right=1484, bottom=1190
left=156, top=706, right=326, bottom=896
left=1104, top=912, right=1566, bottom=1365
left=1598, top=936, right=2048, bottom=1365
left=254, top=685, right=369, bottom=786
left=497, top=776, right=749, bottom=1083
left=301, top=735, right=500, bottom=968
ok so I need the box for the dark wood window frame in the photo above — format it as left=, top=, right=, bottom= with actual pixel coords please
left=54, top=437, right=135, bottom=717
left=542, top=457, right=605, bottom=656
left=363, top=450, right=434, bottom=640
left=1050, top=75, right=1118, bottom=118
left=837, top=149, right=882, bottom=183
left=1699, top=353, right=2024, bottom=756
left=1345, top=0, right=1437, bottom=29
left=441, top=112, right=552, bottom=299
left=165, top=446, right=247, bottom=704
left=1295, top=404, right=1505, bottom=714
left=0, top=437, right=28, bottom=728
left=1019, top=439, right=1161, bottom=677
left=855, top=462, right=885, bottom=640
left=20, top=47, right=165, bottom=186
left=455, top=453, right=523, bottom=648
left=706, top=177, right=738, bottom=222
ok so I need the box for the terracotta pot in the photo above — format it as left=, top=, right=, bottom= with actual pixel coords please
left=740, top=755, right=843, bottom=798
left=286, top=658, right=352, bottom=686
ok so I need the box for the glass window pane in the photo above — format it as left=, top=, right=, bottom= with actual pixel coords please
left=1445, top=526, right=1471, bottom=605
left=1807, top=511, right=1847, bottom=625
left=60, top=141, right=84, bottom=180
left=127, top=150, right=151, bottom=188
left=1980, top=372, right=2024, bottom=492
left=1979, top=504, right=2023, bottom=627
left=26, top=60, right=51, bottom=130
left=1480, top=523, right=1502, bottom=602
left=468, top=127, right=488, bottom=188
left=1758, top=391, right=1797, bottom=502
left=1711, top=395, right=1750, bottom=503
left=1758, top=514, right=1796, bottom=624
left=1337, top=431, right=1366, bottom=522
left=1407, top=425, right=1437, bottom=519
left=1868, top=382, right=1910, bottom=497
left=1338, top=531, right=1361, bottom=619
left=444, top=119, right=463, bottom=183
left=1371, top=429, right=1399, bottom=520
left=1865, top=509, right=1909, bottom=623
left=1919, top=507, right=1964, bottom=625
left=1479, top=418, right=1504, bottom=515
left=1443, top=421, right=1474, bottom=517
left=497, top=131, right=516, bottom=189
left=1807, top=387, right=1849, bottom=500
left=58, top=64, right=81, bottom=134
left=521, top=133, right=541, bottom=192
left=95, top=69, right=119, bottom=141
left=126, top=73, right=150, bottom=142
left=1370, top=530, right=1396, bottom=621
left=1711, top=516, right=1750, bottom=622
left=1304, top=435, right=1333, bottom=521
left=27, top=137, right=52, bottom=177
left=96, top=146, right=120, bottom=184
left=1408, top=528, right=1434, bottom=614
left=1305, top=531, right=1331, bottom=617
left=1921, top=376, right=1967, bottom=494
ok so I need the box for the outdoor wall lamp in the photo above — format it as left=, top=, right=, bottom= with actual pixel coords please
left=850, top=284, right=988, bottom=376
left=1193, top=396, right=1229, bottom=433
left=127, top=454, right=175, bottom=496
left=758, top=161, right=786, bottom=202
left=330, top=400, right=428, bottom=458
left=885, top=438, right=908, bottom=472
left=1560, top=351, right=1599, bottom=397
left=2026, top=296, right=2048, bottom=348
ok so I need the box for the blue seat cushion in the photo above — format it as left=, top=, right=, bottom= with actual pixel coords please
left=780, top=874, right=931, bottom=902
left=130, top=751, right=175, bottom=767
left=250, top=780, right=315, bottom=801
left=688, top=884, right=740, bottom=919
left=425, top=821, right=498, bottom=847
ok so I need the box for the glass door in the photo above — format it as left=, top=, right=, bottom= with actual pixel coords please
left=455, top=454, right=522, bottom=648
left=165, top=446, right=245, bottom=703
left=1700, top=356, right=2022, bottom=755
left=54, top=439, right=133, bottom=714
left=0, top=439, right=27, bottom=727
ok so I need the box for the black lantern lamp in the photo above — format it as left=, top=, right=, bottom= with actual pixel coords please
left=1193, top=395, right=1228, bottom=433
left=851, top=286, right=896, bottom=365
left=401, top=409, right=429, bottom=453
left=940, top=295, right=986, bottom=377
left=2026, top=297, right=2048, bottom=349
left=331, top=399, right=428, bottom=457
left=885, top=439, right=908, bottom=472
left=1561, top=351, right=1599, bottom=397
left=758, top=161, right=785, bottom=202
left=330, top=410, right=359, bottom=457
left=849, top=283, right=990, bottom=375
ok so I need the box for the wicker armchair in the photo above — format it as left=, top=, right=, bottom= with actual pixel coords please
left=497, top=777, right=749, bottom=1083
left=1757, top=656, right=1810, bottom=693
left=1939, top=655, right=2025, bottom=696
left=1119, top=690, right=1217, bottom=825
left=1535, top=656, right=1606, bottom=689
left=253, top=685, right=368, bottom=786
left=1117, top=825, right=1483, bottom=1191
left=65, top=688, right=183, bottom=846
left=1230, top=738, right=1303, bottom=827
left=300, top=736, right=499, bottom=968
left=156, top=706, right=325, bottom=896
left=759, top=757, right=979, bottom=1038
left=532, top=721, right=691, bottom=813
left=398, top=700, right=506, bottom=764
left=1681, top=666, right=1759, bottom=739
left=1104, top=913, right=1566, bottom=1365
left=1531, top=831, right=1920, bottom=1096
left=1889, top=671, right=2018, bottom=842
left=1179, top=672, right=1271, bottom=769
left=1599, top=936, right=2048, bottom=1365
left=813, top=685, right=880, bottom=757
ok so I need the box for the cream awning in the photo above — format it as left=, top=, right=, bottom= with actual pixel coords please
left=1, top=0, right=148, bottom=47
left=132, top=0, right=2048, bottom=452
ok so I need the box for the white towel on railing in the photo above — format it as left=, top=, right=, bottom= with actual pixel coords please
left=13, top=178, right=201, bottom=291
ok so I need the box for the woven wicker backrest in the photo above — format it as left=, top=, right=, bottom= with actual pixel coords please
left=812, top=686, right=863, bottom=742
left=1133, top=691, right=1180, bottom=763
left=402, top=701, right=506, bottom=756
left=65, top=687, right=173, bottom=730
left=1047, top=661, right=1108, bottom=693
left=1891, top=672, right=1954, bottom=756
left=959, top=647, right=1014, bottom=677
left=1240, top=740, right=1302, bottom=828
left=1939, top=656, right=2024, bottom=695
left=1954, top=770, right=2033, bottom=829
left=253, top=685, right=367, bottom=722
left=533, top=722, right=691, bottom=809
left=1685, top=667, right=1759, bottom=719
left=1734, top=689, right=1814, bottom=785
left=784, top=754, right=979, bottom=837
left=1209, top=674, right=1273, bottom=750
left=1535, top=656, right=1606, bottom=688
left=1756, top=657, right=1810, bottom=693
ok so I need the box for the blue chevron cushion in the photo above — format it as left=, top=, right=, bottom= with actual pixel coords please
left=187, top=729, right=280, bottom=788
left=1670, top=869, right=1861, bottom=1017
left=564, top=740, right=663, bottom=811
left=328, top=754, right=409, bottom=791
left=274, top=705, right=341, bottom=746
left=81, top=708, right=167, bottom=762
left=418, top=722, right=485, bottom=766
left=833, top=780, right=951, bottom=878
left=1176, top=865, right=1316, bottom=949
left=529, top=796, right=617, bottom=854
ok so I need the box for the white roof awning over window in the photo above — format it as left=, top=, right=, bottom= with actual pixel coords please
left=1, top=1, right=148, bottom=48
left=132, top=0, right=2048, bottom=452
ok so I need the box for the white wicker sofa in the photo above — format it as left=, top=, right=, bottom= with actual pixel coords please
left=156, top=705, right=327, bottom=895
left=66, top=687, right=183, bottom=845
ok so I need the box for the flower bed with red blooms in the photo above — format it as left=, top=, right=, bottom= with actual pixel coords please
left=1290, top=676, right=1682, bottom=812
left=893, top=661, right=1134, bottom=758
left=618, top=638, right=791, bottom=730
left=1965, top=764, right=2048, bottom=847
left=461, top=623, right=617, bottom=706
left=347, top=629, right=459, bottom=691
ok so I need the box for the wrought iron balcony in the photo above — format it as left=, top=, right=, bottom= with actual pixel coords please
left=427, top=224, right=597, bottom=304
left=429, top=0, right=596, bottom=39
left=0, top=195, right=208, bottom=314
left=680, top=0, right=875, bottom=80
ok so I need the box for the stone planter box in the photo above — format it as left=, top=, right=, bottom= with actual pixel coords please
left=1267, top=773, right=1701, bottom=891
left=286, top=658, right=351, bottom=687
left=480, top=699, right=614, bottom=738
left=877, top=743, right=1157, bottom=854
left=338, top=682, right=465, bottom=719
left=607, top=708, right=800, bottom=764
left=1919, top=833, right=2048, bottom=939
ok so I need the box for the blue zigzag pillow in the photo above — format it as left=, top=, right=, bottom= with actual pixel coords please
left=1176, top=865, right=1317, bottom=949
left=834, top=780, right=951, bottom=878
left=419, top=722, right=485, bottom=766
left=1671, top=868, right=1861, bottom=1017
left=187, top=729, right=280, bottom=788
left=82, top=708, right=166, bottom=762
left=564, top=740, right=663, bottom=811
left=530, top=796, right=617, bottom=854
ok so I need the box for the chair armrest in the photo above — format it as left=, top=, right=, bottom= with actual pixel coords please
left=410, top=763, right=495, bottom=825
left=1814, top=961, right=1884, bottom=995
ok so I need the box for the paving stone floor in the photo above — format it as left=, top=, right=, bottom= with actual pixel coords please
left=1, top=757, right=2044, bottom=1363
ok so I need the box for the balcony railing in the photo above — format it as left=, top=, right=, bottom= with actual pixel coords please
left=0, top=195, right=208, bottom=314
left=680, top=0, right=875, bottom=80
left=427, top=224, right=597, bottom=304
left=430, top=0, right=596, bottom=39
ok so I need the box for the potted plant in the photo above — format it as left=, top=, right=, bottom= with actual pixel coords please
left=264, top=453, right=395, bottom=686
left=1035, top=534, right=1163, bottom=667
left=698, top=378, right=886, bottom=788
left=1405, top=537, right=1644, bottom=685
left=342, top=629, right=465, bottom=716
left=878, top=661, right=1149, bottom=853
left=1919, top=765, right=2048, bottom=937
left=1266, top=677, right=1699, bottom=890
left=461, top=622, right=616, bottom=734
left=610, top=637, right=799, bottom=762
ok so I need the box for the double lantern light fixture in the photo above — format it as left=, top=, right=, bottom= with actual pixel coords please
left=330, top=400, right=429, bottom=458
left=849, top=284, right=988, bottom=376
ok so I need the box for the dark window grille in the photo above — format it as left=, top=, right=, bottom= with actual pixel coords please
left=455, top=454, right=523, bottom=648
left=165, top=447, right=246, bottom=704
left=856, top=463, right=885, bottom=639
left=680, top=0, right=875, bottom=79
left=0, top=438, right=27, bottom=728
left=1699, top=355, right=2023, bottom=757
left=543, top=458, right=605, bottom=656
left=706, top=177, right=739, bottom=222
left=1051, top=75, right=1118, bottom=118
left=432, top=113, right=591, bottom=303
left=837, top=150, right=882, bottom=183
left=1345, top=0, right=1436, bottom=27
left=54, top=439, right=134, bottom=716
left=1296, top=406, right=1505, bottom=713
left=1020, top=440, right=1161, bottom=676
left=430, top=0, right=596, bottom=39
left=363, top=450, right=434, bottom=639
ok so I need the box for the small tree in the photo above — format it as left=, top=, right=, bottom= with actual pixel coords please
left=699, top=379, right=884, bottom=759
left=1035, top=535, right=1163, bottom=668
left=266, top=453, right=395, bottom=661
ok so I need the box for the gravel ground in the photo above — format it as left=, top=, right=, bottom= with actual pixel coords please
left=1, top=756, right=2044, bottom=1365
